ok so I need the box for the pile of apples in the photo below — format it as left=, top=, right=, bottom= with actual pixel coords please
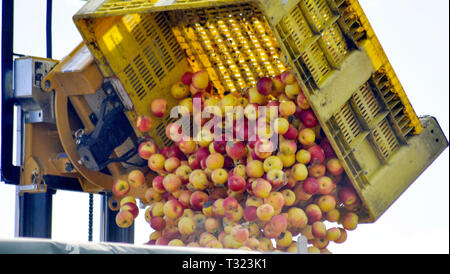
left=112, top=69, right=363, bottom=254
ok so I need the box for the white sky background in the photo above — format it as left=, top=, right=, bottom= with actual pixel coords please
left=0, top=0, right=448, bottom=254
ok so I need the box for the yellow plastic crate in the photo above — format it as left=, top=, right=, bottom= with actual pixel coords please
left=73, top=0, right=447, bottom=222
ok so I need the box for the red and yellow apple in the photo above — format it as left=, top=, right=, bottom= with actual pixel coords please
left=112, top=179, right=130, bottom=197
left=115, top=209, right=134, bottom=228
left=138, top=141, right=158, bottom=160
left=287, top=207, right=308, bottom=228
left=256, top=203, right=275, bottom=222
left=151, top=98, right=168, bottom=118
left=171, top=81, right=190, bottom=99
left=191, top=70, right=209, bottom=90
left=136, top=115, right=153, bottom=133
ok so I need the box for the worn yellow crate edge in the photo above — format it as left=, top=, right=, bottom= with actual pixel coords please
left=347, top=0, right=423, bottom=134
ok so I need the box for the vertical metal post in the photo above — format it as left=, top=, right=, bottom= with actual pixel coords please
left=17, top=189, right=56, bottom=238
left=100, top=193, right=134, bottom=244
left=1, top=0, right=20, bottom=184
left=46, top=0, right=52, bottom=59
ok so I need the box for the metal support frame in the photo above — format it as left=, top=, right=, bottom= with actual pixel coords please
left=1, top=0, right=20, bottom=185
left=3, top=0, right=57, bottom=239
left=100, top=192, right=134, bottom=244
left=2, top=0, right=133, bottom=243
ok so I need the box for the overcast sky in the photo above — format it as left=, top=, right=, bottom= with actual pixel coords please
left=0, top=0, right=448, bottom=254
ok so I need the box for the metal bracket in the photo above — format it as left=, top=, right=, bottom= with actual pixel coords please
left=17, top=168, right=47, bottom=195
left=13, top=57, right=58, bottom=124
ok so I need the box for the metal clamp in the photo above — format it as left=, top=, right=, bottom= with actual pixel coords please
left=74, top=128, right=85, bottom=145
left=17, top=169, right=47, bottom=195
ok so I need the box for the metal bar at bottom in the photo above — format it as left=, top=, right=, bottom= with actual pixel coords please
left=100, top=192, right=134, bottom=244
